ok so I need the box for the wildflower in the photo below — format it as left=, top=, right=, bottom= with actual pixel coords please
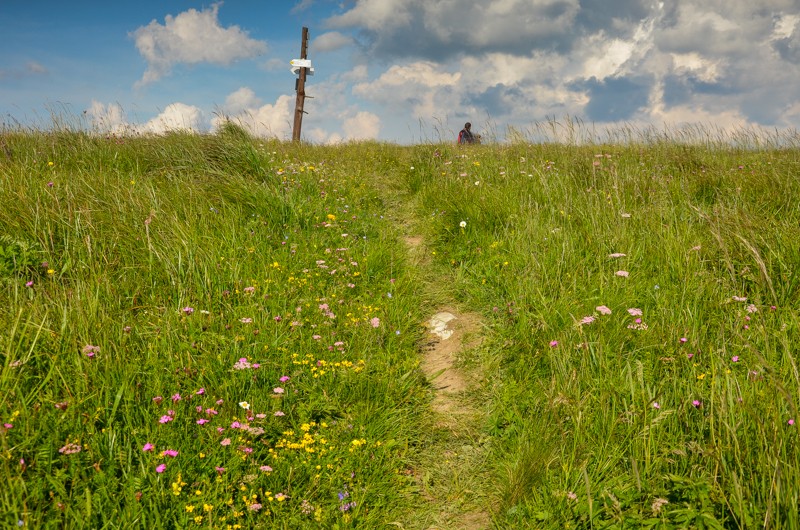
left=82, top=345, right=100, bottom=358
left=59, top=443, right=82, bottom=455
left=275, top=493, right=287, bottom=502
left=239, top=401, right=251, bottom=410
left=608, top=253, right=626, bottom=258
left=680, top=337, right=688, bottom=344
left=243, top=286, right=255, bottom=294
left=152, top=396, right=163, bottom=405
left=596, top=305, right=612, bottom=315
left=459, top=221, right=467, bottom=228
left=221, top=438, right=231, bottom=446
left=25, top=280, right=33, bottom=287
left=195, top=388, right=205, bottom=395
left=746, top=304, right=758, bottom=314
left=652, top=498, right=669, bottom=514
left=567, top=491, right=578, bottom=501
left=182, top=307, right=194, bottom=315
left=370, top=317, right=380, bottom=328
left=171, top=393, right=182, bottom=402
left=652, top=402, right=661, bottom=409
left=162, top=449, right=179, bottom=457
left=156, top=464, right=167, bottom=473
left=159, top=415, right=173, bottom=424
left=273, top=387, right=285, bottom=394
left=54, top=402, right=69, bottom=411
left=549, top=340, right=558, bottom=348
left=732, top=296, right=747, bottom=302
left=579, top=315, right=595, bottom=325
left=240, top=317, right=253, bottom=324
left=274, top=411, right=285, bottom=417
left=615, top=270, right=629, bottom=277
left=692, top=400, right=702, bottom=408
left=621, top=213, right=631, bottom=218
left=260, top=465, right=273, bottom=472
left=627, top=308, right=642, bottom=316
left=196, top=419, right=209, bottom=425
left=732, top=356, right=739, bottom=363
left=279, top=376, right=290, bottom=383
left=789, top=419, right=795, bottom=426
left=215, top=466, right=225, bottom=474
left=3, top=423, right=13, bottom=430
left=143, top=443, right=154, bottom=452
left=249, top=503, right=263, bottom=512
left=233, top=358, right=252, bottom=370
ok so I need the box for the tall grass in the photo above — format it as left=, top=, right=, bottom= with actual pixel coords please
left=3, top=119, right=800, bottom=528
left=400, top=132, right=800, bottom=527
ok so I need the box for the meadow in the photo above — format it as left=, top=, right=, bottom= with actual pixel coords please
left=1, top=122, right=800, bottom=528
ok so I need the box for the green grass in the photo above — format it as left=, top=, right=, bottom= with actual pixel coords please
left=2, top=122, right=800, bottom=528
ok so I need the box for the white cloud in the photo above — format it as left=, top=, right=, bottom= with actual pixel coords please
left=343, top=111, right=380, bottom=140
left=312, top=32, right=354, bottom=53
left=212, top=93, right=294, bottom=139
left=132, top=3, right=267, bottom=87
left=141, top=103, right=206, bottom=133
left=221, top=87, right=263, bottom=116
left=86, top=101, right=129, bottom=134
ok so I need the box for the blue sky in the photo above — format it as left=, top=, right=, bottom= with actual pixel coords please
left=2, top=1, right=800, bottom=143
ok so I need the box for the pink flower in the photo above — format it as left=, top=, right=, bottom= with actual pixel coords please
left=596, top=305, right=612, bottom=315
left=215, top=466, right=226, bottom=474
left=279, top=376, right=290, bottom=382
left=182, top=306, right=194, bottom=315
left=260, top=465, right=273, bottom=472
left=162, top=449, right=179, bottom=457
left=731, top=356, right=739, bottom=363
left=171, top=393, right=182, bottom=402
left=370, top=317, right=380, bottom=328
left=615, top=270, right=629, bottom=277
left=579, top=315, right=595, bottom=325
left=627, top=308, right=642, bottom=316
left=274, top=411, right=285, bottom=417
left=692, top=400, right=701, bottom=408
left=196, top=419, right=209, bottom=425
left=789, top=419, right=795, bottom=426
left=549, top=340, right=558, bottom=348
left=25, top=280, right=33, bottom=287
left=159, top=415, right=173, bottom=424
left=195, top=388, right=205, bottom=395
left=4, top=423, right=13, bottom=430
left=142, top=443, right=154, bottom=452
left=156, top=464, right=166, bottom=473
left=152, top=396, right=163, bottom=405
left=680, top=337, right=688, bottom=344
left=653, top=402, right=661, bottom=409
left=221, top=438, right=231, bottom=446
left=273, top=387, right=285, bottom=394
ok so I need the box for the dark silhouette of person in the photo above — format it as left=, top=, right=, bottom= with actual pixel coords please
left=457, top=122, right=476, bottom=144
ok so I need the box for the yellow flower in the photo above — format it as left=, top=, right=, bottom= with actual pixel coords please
left=47, top=269, right=55, bottom=275
left=194, top=515, right=203, bottom=524
left=185, top=505, right=195, bottom=513
left=203, top=503, right=213, bottom=512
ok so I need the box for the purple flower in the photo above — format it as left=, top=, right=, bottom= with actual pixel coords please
left=182, top=307, right=194, bottom=315
left=692, top=400, right=701, bottom=408
left=171, top=393, right=181, bottom=402
left=156, top=464, right=166, bottom=473
left=159, top=415, right=173, bottom=424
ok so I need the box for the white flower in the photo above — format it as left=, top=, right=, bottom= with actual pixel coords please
left=459, top=221, right=467, bottom=228
left=238, top=401, right=250, bottom=410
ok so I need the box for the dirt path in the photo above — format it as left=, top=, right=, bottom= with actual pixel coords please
left=402, top=236, right=493, bottom=529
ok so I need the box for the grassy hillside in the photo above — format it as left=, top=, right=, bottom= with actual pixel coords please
left=2, top=124, right=800, bottom=528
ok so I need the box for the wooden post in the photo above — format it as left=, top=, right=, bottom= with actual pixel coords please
left=292, top=27, right=309, bottom=142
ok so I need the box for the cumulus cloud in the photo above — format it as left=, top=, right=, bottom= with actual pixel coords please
left=312, top=32, right=354, bottom=53
left=343, top=111, right=381, bottom=140
left=85, top=101, right=129, bottom=134
left=324, top=0, right=800, bottom=137
left=141, top=103, right=206, bottom=133
left=212, top=92, right=294, bottom=139
left=132, top=3, right=267, bottom=87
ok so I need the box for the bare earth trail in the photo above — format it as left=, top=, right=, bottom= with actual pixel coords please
left=400, top=235, right=494, bottom=529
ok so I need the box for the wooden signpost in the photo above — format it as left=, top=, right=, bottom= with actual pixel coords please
left=291, top=27, right=311, bottom=142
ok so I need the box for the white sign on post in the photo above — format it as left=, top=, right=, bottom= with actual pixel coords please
left=290, top=59, right=312, bottom=68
